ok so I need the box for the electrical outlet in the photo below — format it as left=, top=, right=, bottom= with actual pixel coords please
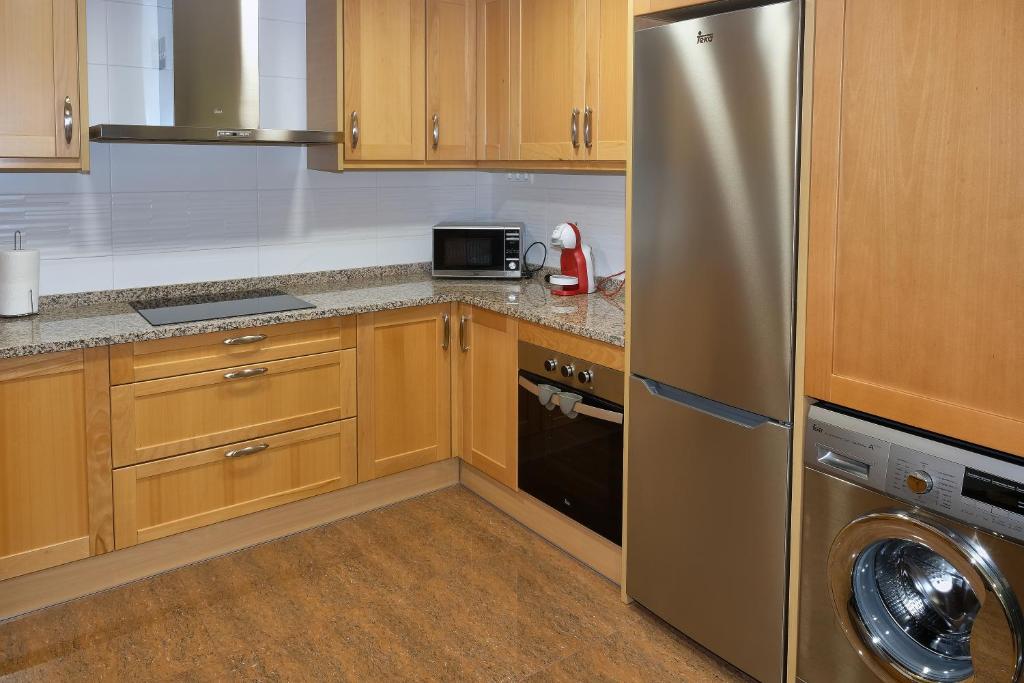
left=505, top=173, right=532, bottom=183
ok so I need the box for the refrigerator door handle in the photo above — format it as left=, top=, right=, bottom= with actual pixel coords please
left=636, top=377, right=774, bottom=430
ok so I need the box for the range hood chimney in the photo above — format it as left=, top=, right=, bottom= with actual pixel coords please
left=90, top=0, right=341, bottom=145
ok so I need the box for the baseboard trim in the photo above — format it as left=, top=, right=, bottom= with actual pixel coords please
left=0, top=459, right=459, bottom=622
left=459, top=461, right=622, bottom=584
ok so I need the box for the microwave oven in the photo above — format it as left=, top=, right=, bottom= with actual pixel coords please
left=432, top=222, right=524, bottom=279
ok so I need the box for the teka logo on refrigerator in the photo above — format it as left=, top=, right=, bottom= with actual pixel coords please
left=697, top=30, right=714, bottom=44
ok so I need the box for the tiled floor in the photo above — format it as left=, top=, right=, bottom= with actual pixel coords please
left=0, top=486, right=750, bottom=682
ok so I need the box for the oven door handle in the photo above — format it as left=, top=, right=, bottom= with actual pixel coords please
left=519, top=376, right=624, bottom=425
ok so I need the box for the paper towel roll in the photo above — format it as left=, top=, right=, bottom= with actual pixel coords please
left=0, top=249, right=40, bottom=316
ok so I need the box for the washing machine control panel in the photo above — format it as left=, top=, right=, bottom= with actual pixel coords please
left=808, top=405, right=1024, bottom=544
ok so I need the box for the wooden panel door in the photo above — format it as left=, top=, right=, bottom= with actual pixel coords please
left=344, top=0, right=426, bottom=161
left=357, top=304, right=452, bottom=481
left=0, top=349, right=112, bottom=581
left=584, top=0, right=627, bottom=160
left=113, top=421, right=357, bottom=548
left=476, top=0, right=514, bottom=160
left=457, top=306, right=518, bottom=488
left=515, top=0, right=587, bottom=160
left=806, top=0, right=1024, bottom=456
left=427, top=0, right=475, bottom=160
left=0, top=0, right=84, bottom=167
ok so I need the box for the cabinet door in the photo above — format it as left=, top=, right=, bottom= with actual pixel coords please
left=457, top=306, right=518, bottom=488
left=515, top=0, right=587, bottom=160
left=427, top=0, right=475, bottom=160
left=357, top=304, right=452, bottom=481
left=0, top=0, right=84, bottom=166
left=0, top=349, right=112, bottom=581
left=584, top=0, right=627, bottom=160
left=806, top=0, right=1024, bottom=456
left=344, top=0, right=426, bottom=161
left=476, top=0, right=514, bottom=160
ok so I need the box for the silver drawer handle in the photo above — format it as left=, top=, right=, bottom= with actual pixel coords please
left=570, top=107, right=580, bottom=148
left=351, top=111, right=360, bottom=149
left=432, top=112, right=440, bottom=149
left=63, top=96, right=73, bottom=144
left=583, top=106, right=593, bottom=149
left=225, top=443, right=269, bottom=459
left=223, top=367, right=268, bottom=380
left=223, top=334, right=267, bottom=346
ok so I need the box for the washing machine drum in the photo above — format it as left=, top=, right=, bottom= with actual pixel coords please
left=828, top=511, right=1024, bottom=682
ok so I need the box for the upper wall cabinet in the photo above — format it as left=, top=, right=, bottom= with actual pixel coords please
left=512, top=0, right=627, bottom=162
left=427, top=0, right=477, bottom=161
left=806, top=0, right=1024, bottom=457
left=0, top=0, right=88, bottom=171
left=344, top=0, right=427, bottom=161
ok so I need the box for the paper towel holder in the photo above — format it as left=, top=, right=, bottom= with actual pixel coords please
left=0, top=230, right=40, bottom=318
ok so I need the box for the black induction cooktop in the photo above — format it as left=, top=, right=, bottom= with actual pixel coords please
left=132, top=289, right=315, bottom=326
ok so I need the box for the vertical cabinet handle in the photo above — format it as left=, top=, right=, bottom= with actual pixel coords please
left=442, top=313, right=450, bottom=350
left=583, top=106, right=593, bottom=149
left=459, top=315, right=469, bottom=352
left=432, top=113, right=440, bottom=150
left=63, top=96, right=73, bottom=144
left=570, top=108, right=580, bottom=149
left=350, top=111, right=360, bottom=149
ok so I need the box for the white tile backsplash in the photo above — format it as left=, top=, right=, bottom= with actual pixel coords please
left=0, top=1, right=626, bottom=294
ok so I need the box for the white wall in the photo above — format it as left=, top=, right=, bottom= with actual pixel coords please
left=0, top=0, right=625, bottom=295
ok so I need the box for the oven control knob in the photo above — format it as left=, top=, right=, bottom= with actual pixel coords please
left=543, top=359, right=558, bottom=372
left=577, top=370, right=594, bottom=384
left=906, top=470, right=933, bottom=495
left=560, top=363, right=575, bottom=378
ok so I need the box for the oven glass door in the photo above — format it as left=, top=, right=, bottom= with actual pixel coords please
left=518, top=370, right=624, bottom=545
left=434, top=229, right=506, bottom=272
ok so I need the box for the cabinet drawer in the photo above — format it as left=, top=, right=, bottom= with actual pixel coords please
left=112, top=421, right=357, bottom=548
left=110, top=317, right=356, bottom=384
left=111, top=350, right=356, bottom=467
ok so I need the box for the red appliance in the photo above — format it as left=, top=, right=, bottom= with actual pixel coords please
left=550, top=222, right=596, bottom=296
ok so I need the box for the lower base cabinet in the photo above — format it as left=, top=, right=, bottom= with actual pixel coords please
left=357, top=304, right=453, bottom=481
left=0, top=349, right=112, bottom=581
left=113, top=421, right=357, bottom=548
left=456, top=305, right=518, bottom=489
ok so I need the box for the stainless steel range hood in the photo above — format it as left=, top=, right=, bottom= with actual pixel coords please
left=90, top=0, right=341, bottom=145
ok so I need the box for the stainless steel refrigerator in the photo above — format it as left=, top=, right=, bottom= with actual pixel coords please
left=626, top=2, right=801, bottom=682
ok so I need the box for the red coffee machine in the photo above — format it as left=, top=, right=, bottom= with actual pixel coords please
left=549, top=222, right=596, bottom=296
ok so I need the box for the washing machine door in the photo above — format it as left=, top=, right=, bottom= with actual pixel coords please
left=828, top=510, right=1024, bottom=682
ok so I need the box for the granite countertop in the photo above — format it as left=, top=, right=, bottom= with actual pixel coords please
left=0, top=265, right=626, bottom=359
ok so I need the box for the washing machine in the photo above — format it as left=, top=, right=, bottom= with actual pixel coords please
left=798, top=404, right=1024, bottom=682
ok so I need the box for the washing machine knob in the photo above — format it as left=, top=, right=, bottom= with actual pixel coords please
left=906, top=470, right=933, bottom=495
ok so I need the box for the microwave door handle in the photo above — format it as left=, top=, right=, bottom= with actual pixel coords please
left=518, top=375, right=624, bottom=425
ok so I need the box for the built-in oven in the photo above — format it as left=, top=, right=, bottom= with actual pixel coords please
left=432, top=222, right=523, bottom=279
left=517, top=341, right=624, bottom=545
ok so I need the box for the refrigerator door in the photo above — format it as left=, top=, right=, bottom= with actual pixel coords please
left=626, top=376, right=791, bottom=683
left=630, top=0, right=801, bottom=422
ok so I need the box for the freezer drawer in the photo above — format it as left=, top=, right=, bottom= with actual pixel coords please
left=626, top=376, right=791, bottom=683
left=630, top=0, right=801, bottom=422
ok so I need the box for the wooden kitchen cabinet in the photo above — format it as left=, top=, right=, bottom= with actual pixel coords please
left=344, top=0, right=426, bottom=161
left=357, top=304, right=453, bottom=481
left=113, top=421, right=357, bottom=548
left=0, top=349, right=112, bottom=581
left=111, top=351, right=357, bottom=467
left=512, top=0, right=627, bottom=161
left=427, top=0, right=476, bottom=160
left=805, top=0, right=1024, bottom=456
left=0, top=0, right=88, bottom=171
left=455, top=305, right=518, bottom=489
left=476, top=0, right=514, bottom=161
